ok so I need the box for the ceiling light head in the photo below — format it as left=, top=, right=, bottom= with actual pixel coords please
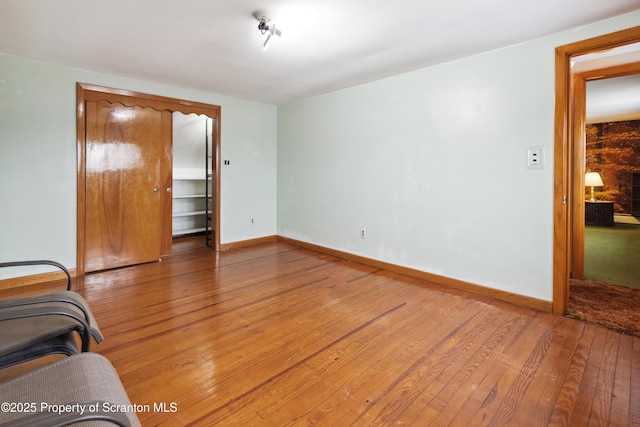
left=257, top=17, right=271, bottom=34
left=253, top=11, right=282, bottom=50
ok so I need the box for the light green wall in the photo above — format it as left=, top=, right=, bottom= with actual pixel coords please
left=277, top=11, right=640, bottom=302
left=2, top=11, right=638, bottom=298
left=0, top=55, right=277, bottom=278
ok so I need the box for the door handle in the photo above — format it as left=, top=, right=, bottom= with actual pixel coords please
left=166, top=187, right=172, bottom=193
left=153, top=187, right=160, bottom=193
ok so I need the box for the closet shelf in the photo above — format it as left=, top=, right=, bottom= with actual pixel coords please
left=173, top=194, right=206, bottom=199
left=173, top=210, right=207, bottom=218
left=173, top=227, right=207, bottom=236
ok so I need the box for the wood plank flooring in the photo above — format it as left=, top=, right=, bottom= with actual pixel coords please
left=1, top=237, right=639, bottom=426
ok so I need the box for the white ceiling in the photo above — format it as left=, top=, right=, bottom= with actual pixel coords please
left=573, top=43, right=640, bottom=123
left=587, top=75, right=640, bottom=123
left=1, top=0, right=639, bottom=105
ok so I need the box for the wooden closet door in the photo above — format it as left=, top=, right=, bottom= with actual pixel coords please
left=84, top=101, right=172, bottom=272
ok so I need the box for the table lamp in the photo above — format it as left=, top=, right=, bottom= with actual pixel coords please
left=585, top=172, right=604, bottom=202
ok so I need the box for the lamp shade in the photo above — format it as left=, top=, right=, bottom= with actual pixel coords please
left=585, top=172, right=604, bottom=187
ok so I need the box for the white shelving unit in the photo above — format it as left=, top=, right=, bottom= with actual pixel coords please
left=172, top=112, right=215, bottom=245
left=172, top=168, right=208, bottom=237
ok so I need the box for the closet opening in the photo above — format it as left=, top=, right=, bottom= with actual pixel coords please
left=172, top=112, right=215, bottom=249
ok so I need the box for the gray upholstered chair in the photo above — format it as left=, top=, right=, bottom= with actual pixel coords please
left=0, top=260, right=103, bottom=368
left=0, top=352, right=141, bottom=426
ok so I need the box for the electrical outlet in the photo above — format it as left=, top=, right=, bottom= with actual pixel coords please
left=360, top=229, right=366, bottom=239
left=251, top=218, right=254, bottom=225
left=526, top=146, right=544, bottom=169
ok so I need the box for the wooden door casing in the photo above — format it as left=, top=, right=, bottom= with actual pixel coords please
left=77, top=83, right=222, bottom=276
left=84, top=101, right=172, bottom=272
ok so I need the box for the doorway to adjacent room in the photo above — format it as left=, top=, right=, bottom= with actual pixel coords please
left=552, top=26, right=640, bottom=315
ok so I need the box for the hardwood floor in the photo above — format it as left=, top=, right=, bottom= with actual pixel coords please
left=1, top=237, right=639, bottom=426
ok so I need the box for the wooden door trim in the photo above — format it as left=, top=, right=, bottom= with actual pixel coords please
left=569, top=72, right=587, bottom=281
left=78, top=83, right=220, bottom=117
left=77, top=83, right=222, bottom=276
left=552, top=26, right=640, bottom=315
left=77, top=84, right=87, bottom=276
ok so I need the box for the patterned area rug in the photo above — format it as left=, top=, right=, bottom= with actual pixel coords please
left=568, top=278, right=640, bottom=337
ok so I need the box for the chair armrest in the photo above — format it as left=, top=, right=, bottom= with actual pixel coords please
left=0, top=304, right=92, bottom=352
left=0, top=292, right=103, bottom=344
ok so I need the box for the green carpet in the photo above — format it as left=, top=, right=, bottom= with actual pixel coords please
left=584, top=223, right=640, bottom=290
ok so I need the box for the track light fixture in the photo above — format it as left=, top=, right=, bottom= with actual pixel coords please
left=254, top=13, right=281, bottom=51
